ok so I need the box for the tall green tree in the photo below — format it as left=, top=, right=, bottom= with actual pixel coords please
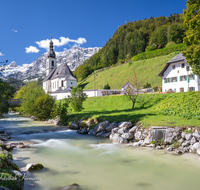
left=183, top=0, right=200, bottom=75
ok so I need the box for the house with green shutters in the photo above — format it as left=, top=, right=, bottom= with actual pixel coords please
left=158, top=53, right=199, bottom=92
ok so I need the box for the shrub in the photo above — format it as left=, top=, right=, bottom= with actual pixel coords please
left=103, top=84, right=111, bottom=89
left=165, top=41, right=176, bottom=48
left=34, top=94, right=55, bottom=120
left=143, top=83, right=151, bottom=88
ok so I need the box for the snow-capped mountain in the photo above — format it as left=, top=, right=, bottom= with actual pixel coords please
left=2, top=46, right=101, bottom=81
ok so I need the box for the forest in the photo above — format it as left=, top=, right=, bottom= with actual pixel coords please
left=74, top=13, right=187, bottom=81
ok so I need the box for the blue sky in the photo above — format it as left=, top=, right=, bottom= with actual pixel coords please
left=0, top=0, right=186, bottom=66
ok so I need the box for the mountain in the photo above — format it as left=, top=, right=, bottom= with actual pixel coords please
left=1, top=46, right=101, bottom=81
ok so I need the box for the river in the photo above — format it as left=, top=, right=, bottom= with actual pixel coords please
left=1, top=113, right=200, bottom=190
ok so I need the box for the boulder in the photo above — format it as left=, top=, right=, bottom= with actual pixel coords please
left=135, top=131, right=146, bottom=141
left=129, top=126, right=138, bottom=133
left=111, top=127, right=119, bottom=134
left=56, top=183, right=81, bottom=190
left=121, top=133, right=134, bottom=140
left=181, top=132, right=186, bottom=139
left=190, top=142, right=200, bottom=153
left=105, top=122, right=118, bottom=132
left=182, top=147, right=189, bottom=153
left=88, top=129, right=96, bottom=136
left=110, top=133, right=120, bottom=140
left=69, top=123, right=79, bottom=130
left=77, top=128, right=89, bottom=134
left=118, top=127, right=127, bottom=134
left=166, top=147, right=175, bottom=151
left=193, top=132, right=200, bottom=141
left=182, top=141, right=190, bottom=147
left=185, top=134, right=192, bottom=141
left=164, top=137, right=173, bottom=144
left=118, top=122, right=133, bottom=129
left=30, top=115, right=37, bottom=120
left=24, top=163, right=44, bottom=171
left=96, top=131, right=104, bottom=137
left=102, top=132, right=111, bottom=138
left=178, top=138, right=184, bottom=144
left=173, top=150, right=183, bottom=155
left=190, top=137, right=197, bottom=145
left=94, top=121, right=110, bottom=133
left=112, top=135, right=128, bottom=143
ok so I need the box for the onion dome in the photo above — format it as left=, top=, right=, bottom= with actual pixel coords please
left=48, top=39, right=56, bottom=58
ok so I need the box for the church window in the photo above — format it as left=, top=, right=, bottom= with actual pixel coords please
left=71, top=82, right=73, bottom=84
left=52, top=61, right=54, bottom=67
left=61, top=80, right=64, bottom=87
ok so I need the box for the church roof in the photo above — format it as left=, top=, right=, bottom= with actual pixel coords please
left=48, top=39, right=56, bottom=58
left=158, top=53, right=186, bottom=77
left=43, top=63, right=77, bottom=82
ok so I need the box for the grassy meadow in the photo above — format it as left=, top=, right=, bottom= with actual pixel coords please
left=78, top=52, right=179, bottom=90
left=67, top=92, right=200, bottom=128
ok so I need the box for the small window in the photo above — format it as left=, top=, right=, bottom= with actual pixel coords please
left=181, top=63, right=185, bottom=68
left=189, top=87, right=195, bottom=91
left=61, top=80, right=64, bottom=87
left=172, top=65, right=175, bottom=69
left=180, top=88, right=184, bottom=92
left=71, top=82, right=73, bottom=84
left=52, top=61, right=54, bottom=67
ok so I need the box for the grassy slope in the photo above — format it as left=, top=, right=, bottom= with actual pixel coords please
left=68, top=93, right=200, bottom=128
left=78, top=52, right=179, bottom=90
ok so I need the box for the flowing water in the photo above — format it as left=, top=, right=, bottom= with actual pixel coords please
left=1, top=113, right=200, bottom=190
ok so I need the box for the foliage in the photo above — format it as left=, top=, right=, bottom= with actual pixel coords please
left=52, top=98, right=69, bottom=124
left=183, top=0, right=200, bottom=76
left=74, top=64, right=93, bottom=82
left=69, top=87, right=87, bottom=112
left=124, top=68, right=142, bottom=109
left=165, top=41, right=176, bottom=48
left=33, top=94, right=55, bottom=120
left=103, top=84, right=111, bottom=89
left=154, top=91, right=200, bottom=119
left=78, top=52, right=178, bottom=90
left=16, top=81, right=45, bottom=115
left=171, top=140, right=181, bottom=148
left=145, top=43, right=157, bottom=52
left=185, top=128, right=191, bottom=134
left=75, top=14, right=186, bottom=80
left=143, top=82, right=151, bottom=88
left=131, top=43, right=186, bottom=62
left=0, top=79, right=15, bottom=116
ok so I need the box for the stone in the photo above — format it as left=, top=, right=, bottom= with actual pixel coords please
left=182, top=141, right=190, bottom=147
left=181, top=132, right=186, bottom=139
left=190, top=142, right=200, bottom=153
left=182, top=147, right=189, bottom=153
left=69, top=123, right=79, bottom=130
left=112, top=136, right=128, bottom=144
left=129, top=126, right=138, bottom=133
left=110, top=133, right=120, bottom=140
left=155, top=146, right=162, bottom=149
left=118, top=122, right=133, bottom=129
left=111, top=127, right=119, bottom=134
left=137, top=140, right=144, bottom=146
left=56, top=183, right=81, bottom=190
left=30, top=115, right=37, bottom=120
left=94, top=121, right=110, bottom=133
left=193, top=132, right=200, bottom=141
left=164, top=137, right=173, bottom=144
left=178, top=138, right=184, bottom=144
left=190, top=137, right=197, bottom=145
left=135, top=131, right=142, bottom=141
left=12, top=170, right=23, bottom=177
left=118, top=127, right=127, bottom=134
left=24, top=163, right=44, bottom=171
left=102, top=132, right=111, bottom=138
left=175, top=127, right=180, bottom=133
left=88, top=129, right=96, bottom=136
left=166, top=147, right=175, bottom=151
left=105, top=122, right=118, bottom=132
left=173, top=150, right=183, bottom=155
left=121, top=133, right=134, bottom=140
left=167, top=132, right=173, bottom=137
left=77, top=128, right=89, bottom=134
left=185, top=134, right=192, bottom=141
left=96, top=131, right=104, bottom=137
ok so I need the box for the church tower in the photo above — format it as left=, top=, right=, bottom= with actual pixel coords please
left=46, top=37, right=57, bottom=76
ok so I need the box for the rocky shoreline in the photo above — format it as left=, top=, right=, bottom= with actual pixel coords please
left=74, top=120, right=200, bottom=156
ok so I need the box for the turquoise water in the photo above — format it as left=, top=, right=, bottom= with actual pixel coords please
left=1, top=113, right=200, bottom=190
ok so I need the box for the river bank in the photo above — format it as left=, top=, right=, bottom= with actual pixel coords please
left=1, top=113, right=200, bottom=190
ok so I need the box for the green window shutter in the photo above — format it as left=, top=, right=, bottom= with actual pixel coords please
left=193, top=87, right=195, bottom=91
left=184, top=75, right=187, bottom=80
left=175, top=77, right=177, bottom=82
left=171, top=78, right=173, bottom=82
left=180, top=76, right=182, bottom=81
left=164, top=78, right=166, bottom=83
left=192, top=74, right=195, bottom=79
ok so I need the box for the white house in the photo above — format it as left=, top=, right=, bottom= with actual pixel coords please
left=43, top=39, right=77, bottom=93
left=158, top=53, right=200, bottom=93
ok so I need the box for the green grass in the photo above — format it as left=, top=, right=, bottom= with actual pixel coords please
left=78, top=52, right=179, bottom=90
left=66, top=93, right=200, bottom=128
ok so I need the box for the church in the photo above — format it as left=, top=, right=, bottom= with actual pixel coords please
left=43, top=38, right=77, bottom=93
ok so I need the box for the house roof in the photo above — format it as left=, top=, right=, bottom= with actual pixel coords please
left=43, top=63, right=77, bottom=82
left=122, top=82, right=135, bottom=89
left=158, top=53, right=185, bottom=77
left=52, top=87, right=72, bottom=94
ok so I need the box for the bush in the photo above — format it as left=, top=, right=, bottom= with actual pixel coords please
left=165, top=41, right=176, bottom=48
left=69, top=87, right=87, bottom=112
left=145, top=43, right=157, bottom=52
left=103, top=84, right=111, bottom=89
left=143, top=83, right=151, bottom=88
left=34, top=94, right=55, bottom=120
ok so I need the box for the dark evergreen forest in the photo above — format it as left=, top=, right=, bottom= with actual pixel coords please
left=74, top=13, right=186, bottom=81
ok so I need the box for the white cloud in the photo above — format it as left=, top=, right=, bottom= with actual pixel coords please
left=25, top=46, right=40, bottom=53
left=12, top=29, right=18, bottom=32
left=0, top=52, right=4, bottom=56
left=35, top=37, right=87, bottom=50
left=63, top=48, right=67, bottom=51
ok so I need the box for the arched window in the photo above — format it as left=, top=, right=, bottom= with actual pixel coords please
left=52, top=60, right=54, bottom=67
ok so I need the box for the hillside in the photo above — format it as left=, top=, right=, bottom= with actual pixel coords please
left=78, top=52, right=179, bottom=90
